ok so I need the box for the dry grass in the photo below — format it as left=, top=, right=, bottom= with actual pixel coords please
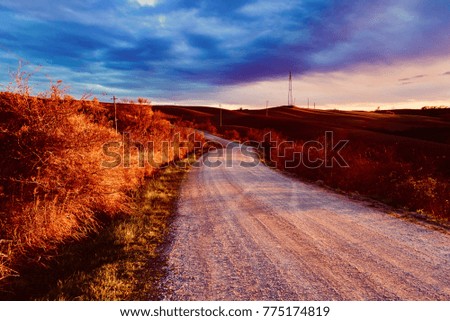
left=0, top=65, right=202, bottom=295
left=0, top=157, right=194, bottom=300
left=234, top=128, right=450, bottom=222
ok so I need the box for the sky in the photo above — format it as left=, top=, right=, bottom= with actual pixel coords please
left=0, top=0, right=449, bottom=110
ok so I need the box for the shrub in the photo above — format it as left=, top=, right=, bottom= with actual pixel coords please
left=0, top=66, right=202, bottom=285
left=234, top=127, right=450, bottom=219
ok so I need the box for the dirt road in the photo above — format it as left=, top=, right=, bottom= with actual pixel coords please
left=162, top=134, right=450, bottom=300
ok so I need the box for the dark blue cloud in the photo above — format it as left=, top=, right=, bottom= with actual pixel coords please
left=0, top=0, right=449, bottom=99
left=104, top=37, right=173, bottom=71
left=215, top=0, right=450, bottom=83
left=0, top=6, right=119, bottom=68
left=185, top=33, right=222, bottom=56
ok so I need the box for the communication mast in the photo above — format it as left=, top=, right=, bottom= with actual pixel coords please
left=288, top=71, right=293, bottom=106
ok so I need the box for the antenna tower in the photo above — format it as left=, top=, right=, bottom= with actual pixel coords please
left=288, top=71, right=293, bottom=106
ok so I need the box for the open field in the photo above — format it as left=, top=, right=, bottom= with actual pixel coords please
left=151, top=105, right=450, bottom=221
left=152, top=105, right=450, bottom=144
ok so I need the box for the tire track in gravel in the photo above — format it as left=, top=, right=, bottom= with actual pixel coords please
left=162, top=134, right=450, bottom=300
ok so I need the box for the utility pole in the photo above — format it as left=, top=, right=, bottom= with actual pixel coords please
left=112, top=95, right=118, bottom=133
left=288, top=71, right=293, bottom=106
left=314, top=102, right=316, bottom=109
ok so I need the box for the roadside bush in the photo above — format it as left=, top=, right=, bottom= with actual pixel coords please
left=0, top=74, right=130, bottom=279
left=0, top=67, right=202, bottom=285
left=234, top=128, right=450, bottom=220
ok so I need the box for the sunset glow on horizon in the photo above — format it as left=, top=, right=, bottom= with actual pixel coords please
left=0, top=0, right=449, bottom=110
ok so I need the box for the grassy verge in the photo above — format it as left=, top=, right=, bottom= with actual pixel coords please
left=1, top=156, right=195, bottom=300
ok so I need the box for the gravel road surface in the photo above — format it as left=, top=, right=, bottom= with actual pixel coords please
left=162, top=134, right=450, bottom=300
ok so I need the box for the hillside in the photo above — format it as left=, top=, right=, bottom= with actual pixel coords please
left=146, top=104, right=450, bottom=220
left=150, top=105, right=450, bottom=144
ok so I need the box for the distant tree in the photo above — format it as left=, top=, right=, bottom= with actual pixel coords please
left=137, top=97, right=150, bottom=105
